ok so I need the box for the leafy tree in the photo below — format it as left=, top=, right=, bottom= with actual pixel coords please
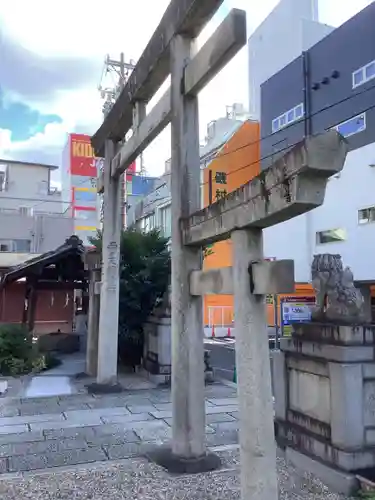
left=89, top=228, right=171, bottom=366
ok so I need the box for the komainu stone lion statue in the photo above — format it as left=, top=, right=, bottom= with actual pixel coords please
left=311, top=254, right=364, bottom=322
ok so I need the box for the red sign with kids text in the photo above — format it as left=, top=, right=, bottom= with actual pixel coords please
left=69, top=133, right=98, bottom=177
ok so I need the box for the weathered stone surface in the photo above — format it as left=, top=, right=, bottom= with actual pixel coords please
left=311, top=254, right=364, bottom=323
left=0, top=438, right=88, bottom=458
left=30, top=415, right=102, bottom=432
left=152, top=402, right=173, bottom=411
left=43, top=426, right=97, bottom=440
left=205, top=386, right=237, bottom=399
left=126, top=404, right=157, bottom=414
left=0, top=430, right=44, bottom=445
left=206, top=429, right=238, bottom=447
left=87, top=398, right=130, bottom=410
left=0, top=424, right=29, bottom=435
left=132, top=421, right=171, bottom=442
left=0, top=406, right=20, bottom=418
left=57, top=394, right=96, bottom=404
left=57, top=402, right=91, bottom=412
left=208, top=398, right=238, bottom=406
left=206, top=405, right=238, bottom=415
left=104, top=443, right=143, bottom=460
left=149, top=410, right=172, bottom=419
left=206, top=413, right=237, bottom=424
left=8, top=446, right=108, bottom=472
left=18, top=404, right=61, bottom=416
left=64, top=407, right=130, bottom=421
left=101, top=413, right=155, bottom=425
left=147, top=393, right=172, bottom=404
left=363, top=380, right=375, bottom=426
left=163, top=419, right=215, bottom=434
left=210, top=421, right=239, bottom=432
left=0, top=412, right=65, bottom=427
left=92, top=424, right=140, bottom=438
left=87, top=432, right=139, bottom=447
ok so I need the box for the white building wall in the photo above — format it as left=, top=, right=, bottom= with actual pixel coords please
left=248, top=0, right=337, bottom=282
left=311, top=145, right=375, bottom=281
left=0, top=161, right=63, bottom=214
left=248, top=0, right=333, bottom=120
left=0, top=213, right=74, bottom=253
left=265, top=145, right=375, bottom=282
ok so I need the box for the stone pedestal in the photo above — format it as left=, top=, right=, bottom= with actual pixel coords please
left=143, top=314, right=214, bottom=386
left=143, top=315, right=172, bottom=386
left=274, top=322, right=375, bottom=493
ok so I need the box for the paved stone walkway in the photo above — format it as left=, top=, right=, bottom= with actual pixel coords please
left=0, top=383, right=239, bottom=474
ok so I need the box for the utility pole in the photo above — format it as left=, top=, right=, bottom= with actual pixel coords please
left=98, top=53, right=136, bottom=229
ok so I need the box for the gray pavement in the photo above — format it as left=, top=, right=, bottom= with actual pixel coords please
left=0, top=380, right=353, bottom=499
left=0, top=384, right=239, bottom=474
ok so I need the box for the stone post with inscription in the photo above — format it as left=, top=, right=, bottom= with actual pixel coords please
left=94, top=140, right=122, bottom=390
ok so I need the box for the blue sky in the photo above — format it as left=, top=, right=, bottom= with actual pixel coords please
left=0, top=0, right=373, bottom=182
left=0, top=88, right=62, bottom=142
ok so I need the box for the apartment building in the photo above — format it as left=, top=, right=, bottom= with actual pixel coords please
left=0, top=158, right=73, bottom=254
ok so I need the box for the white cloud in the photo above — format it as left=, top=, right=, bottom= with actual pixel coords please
left=0, top=0, right=373, bottom=181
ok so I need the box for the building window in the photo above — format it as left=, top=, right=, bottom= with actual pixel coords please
left=0, top=171, right=6, bottom=192
left=352, top=59, right=375, bottom=88
left=19, top=206, right=33, bottom=216
left=358, top=206, right=375, bottom=225
left=333, top=113, right=366, bottom=138
left=141, top=214, right=155, bottom=232
left=272, top=103, right=304, bottom=133
left=316, top=228, right=346, bottom=245
left=215, top=172, right=227, bottom=185
left=272, top=118, right=279, bottom=133
left=0, top=239, right=31, bottom=252
left=160, top=205, right=171, bottom=239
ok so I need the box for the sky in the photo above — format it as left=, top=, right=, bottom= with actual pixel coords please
left=0, top=0, right=373, bottom=186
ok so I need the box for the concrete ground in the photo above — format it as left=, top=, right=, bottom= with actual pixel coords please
left=0, top=356, right=354, bottom=499
left=0, top=382, right=353, bottom=499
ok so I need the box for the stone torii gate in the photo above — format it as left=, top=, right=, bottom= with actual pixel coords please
left=91, top=0, right=348, bottom=497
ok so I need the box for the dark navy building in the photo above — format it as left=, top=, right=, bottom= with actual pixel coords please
left=260, top=1, right=375, bottom=168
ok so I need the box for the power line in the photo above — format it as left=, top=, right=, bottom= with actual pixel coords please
left=124, top=84, right=375, bottom=216
left=194, top=100, right=375, bottom=228
left=0, top=176, right=97, bottom=213
left=200, top=81, right=375, bottom=188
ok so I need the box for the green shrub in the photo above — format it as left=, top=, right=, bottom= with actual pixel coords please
left=89, top=228, right=171, bottom=367
left=0, top=324, right=34, bottom=376
left=32, top=352, right=61, bottom=373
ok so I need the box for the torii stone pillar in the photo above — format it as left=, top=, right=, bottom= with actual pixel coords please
left=92, top=140, right=122, bottom=390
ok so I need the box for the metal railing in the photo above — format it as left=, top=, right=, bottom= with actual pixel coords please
left=207, top=306, right=234, bottom=327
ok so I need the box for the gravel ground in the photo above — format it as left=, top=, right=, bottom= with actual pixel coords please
left=0, top=449, right=356, bottom=500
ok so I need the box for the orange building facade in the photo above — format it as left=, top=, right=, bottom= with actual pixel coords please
left=202, top=120, right=260, bottom=327
left=202, top=120, right=315, bottom=328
